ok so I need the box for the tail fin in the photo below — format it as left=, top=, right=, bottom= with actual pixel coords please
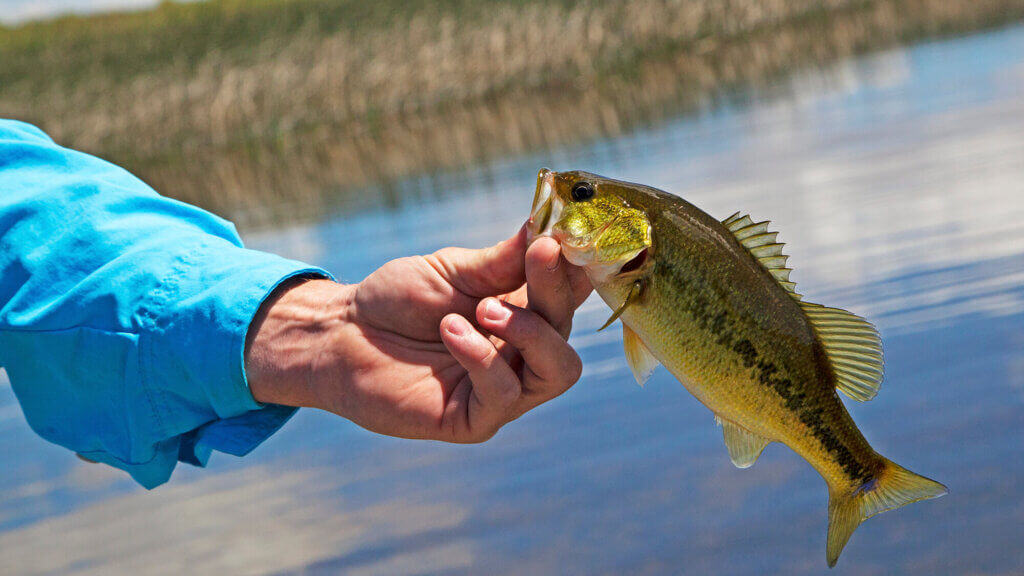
left=826, top=459, right=947, bottom=568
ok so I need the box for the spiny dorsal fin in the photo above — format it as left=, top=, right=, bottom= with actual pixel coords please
left=800, top=302, right=884, bottom=402
left=623, top=323, right=659, bottom=386
left=722, top=212, right=801, bottom=300
left=715, top=415, right=772, bottom=469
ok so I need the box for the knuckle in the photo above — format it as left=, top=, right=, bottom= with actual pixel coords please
left=556, top=317, right=574, bottom=340
left=467, top=427, right=497, bottom=444
left=553, top=271, right=571, bottom=295
left=497, top=382, right=522, bottom=406
left=511, top=311, right=541, bottom=341
left=474, top=343, right=500, bottom=367
left=542, top=268, right=572, bottom=299
left=563, top=350, right=584, bottom=383
left=416, top=254, right=446, bottom=278
left=457, top=328, right=497, bottom=367
left=430, top=247, right=457, bottom=262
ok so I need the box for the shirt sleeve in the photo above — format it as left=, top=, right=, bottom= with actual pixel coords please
left=0, top=119, right=333, bottom=488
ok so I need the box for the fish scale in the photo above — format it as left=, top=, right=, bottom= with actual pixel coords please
left=528, top=168, right=947, bottom=568
left=605, top=227, right=875, bottom=485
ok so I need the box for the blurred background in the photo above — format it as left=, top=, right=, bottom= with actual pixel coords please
left=1, top=1, right=1024, bottom=574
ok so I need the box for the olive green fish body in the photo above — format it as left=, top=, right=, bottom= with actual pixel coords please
left=598, top=204, right=879, bottom=491
left=528, top=169, right=946, bottom=567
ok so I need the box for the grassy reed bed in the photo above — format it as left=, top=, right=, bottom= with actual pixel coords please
left=2, top=0, right=1022, bottom=226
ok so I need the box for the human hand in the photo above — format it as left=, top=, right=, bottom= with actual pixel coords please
left=245, top=226, right=592, bottom=442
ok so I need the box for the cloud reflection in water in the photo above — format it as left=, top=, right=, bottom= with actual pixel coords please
left=2, top=25, right=1024, bottom=576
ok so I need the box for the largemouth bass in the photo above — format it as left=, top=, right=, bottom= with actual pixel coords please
left=527, top=168, right=946, bottom=567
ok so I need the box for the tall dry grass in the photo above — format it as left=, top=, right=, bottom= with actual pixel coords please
left=1, top=0, right=1022, bottom=226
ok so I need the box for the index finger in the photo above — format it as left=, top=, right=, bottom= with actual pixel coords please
left=525, top=237, right=590, bottom=338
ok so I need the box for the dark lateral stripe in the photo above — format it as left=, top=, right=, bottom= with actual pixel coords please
left=653, top=258, right=872, bottom=482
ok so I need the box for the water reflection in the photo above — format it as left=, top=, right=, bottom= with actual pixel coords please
left=2, top=25, right=1024, bottom=575
left=116, top=1, right=1024, bottom=232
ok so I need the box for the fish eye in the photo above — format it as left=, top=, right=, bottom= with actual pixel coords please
left=571, top=181, right=595, bottom=201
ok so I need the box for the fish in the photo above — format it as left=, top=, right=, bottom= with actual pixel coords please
left=527, top=168, right=946, bottom=567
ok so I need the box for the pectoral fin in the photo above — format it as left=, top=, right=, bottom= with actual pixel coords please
left=598, top=279, right=644, bottom=331
left=716, top=416, right=772, bottom=469
left=623, top=324, right=659, bottom=386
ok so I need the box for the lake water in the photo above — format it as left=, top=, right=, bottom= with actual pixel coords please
left=2, top=24, right=1024, bottom=576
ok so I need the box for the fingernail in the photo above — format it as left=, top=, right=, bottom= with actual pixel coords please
left=446, top=316, right=470, bottom=336
left=484, top=298, right=511, bottom=322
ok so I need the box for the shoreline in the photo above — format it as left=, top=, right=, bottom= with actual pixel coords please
left=2, top=0, right=1022, bottom=227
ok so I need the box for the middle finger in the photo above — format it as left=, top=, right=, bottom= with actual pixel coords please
left=476, top=298, right=583, bottom=412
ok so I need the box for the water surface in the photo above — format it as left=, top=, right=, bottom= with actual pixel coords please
left=1, top=25, right=1023, bottom=575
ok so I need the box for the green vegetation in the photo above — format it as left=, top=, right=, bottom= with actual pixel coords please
left=2, top=0, right=1022, bottom=226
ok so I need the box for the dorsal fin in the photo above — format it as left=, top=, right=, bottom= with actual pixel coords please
left=800, top=302, right=884, bottom=402
left=722, top=212, right=801, bottom=300
left=715, top=415, right=772, bottom=468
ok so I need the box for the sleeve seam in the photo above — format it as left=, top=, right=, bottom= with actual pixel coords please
left=136, top=244, right=199, bottom=438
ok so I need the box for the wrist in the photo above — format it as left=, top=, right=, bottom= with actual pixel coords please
left=244, top=278, right=356, bottom=408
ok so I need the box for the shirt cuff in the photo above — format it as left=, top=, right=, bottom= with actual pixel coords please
left=178, top=403, right=299, bottom=467
left=176, top=268, right=328, bottom=469
left=138, top=243, right=333, bottom=483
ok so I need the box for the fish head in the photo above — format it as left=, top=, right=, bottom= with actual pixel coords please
left=528, top=168, right=652, bottom=283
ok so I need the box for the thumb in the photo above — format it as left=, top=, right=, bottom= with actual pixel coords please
left=428, top=225, right=527, bottom=297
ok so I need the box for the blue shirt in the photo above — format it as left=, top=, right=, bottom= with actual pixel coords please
left=0, top=120, right=331, bottom=488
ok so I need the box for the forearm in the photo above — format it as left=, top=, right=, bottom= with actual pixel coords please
left=0, top=120, right=330, bottom=487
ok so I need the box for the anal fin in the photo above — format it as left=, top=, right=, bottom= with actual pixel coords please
left=623, top=323, right=659, bottom=386
left=716, top=416, right=772, bottom=469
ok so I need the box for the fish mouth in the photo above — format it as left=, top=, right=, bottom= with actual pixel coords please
left=527, top=168, right=563, bottom=241
left=527, top=169, right=646, bottom=278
